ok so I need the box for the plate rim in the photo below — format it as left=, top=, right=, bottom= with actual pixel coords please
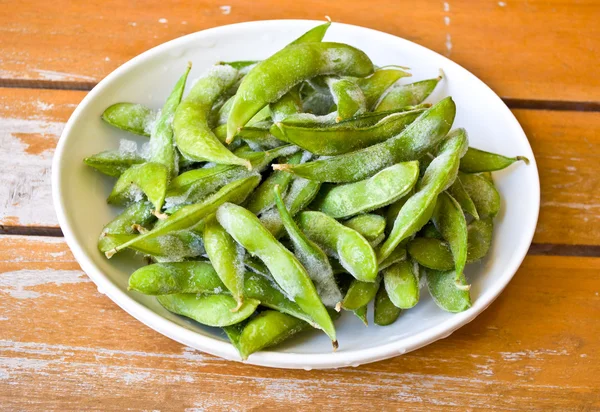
left=52, top=19, right=540, bottom=369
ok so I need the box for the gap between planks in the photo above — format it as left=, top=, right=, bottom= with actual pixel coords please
left=0, top=226, right=598, bottom=257
left=1, top=79, right=600, bottom=112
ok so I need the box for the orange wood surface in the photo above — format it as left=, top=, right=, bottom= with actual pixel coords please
left=1, top=0, right=599, bottom=102
left=1, top=236, right=599, bottom=410
left=1, top=1, right=599, bottom=410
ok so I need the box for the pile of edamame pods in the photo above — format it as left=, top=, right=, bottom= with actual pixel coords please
left=85, top=21, right=528, bottom=359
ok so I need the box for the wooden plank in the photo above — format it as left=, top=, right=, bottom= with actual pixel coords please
left=0, top=235, right=599, bottom=410
left=1, top=87, right=599, bottom=246
left=0, top=88, right=85, bottom=228
left=0, top=0, right=598, bottom=102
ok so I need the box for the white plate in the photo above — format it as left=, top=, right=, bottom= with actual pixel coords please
left=52, top=20, right=540, bottom=369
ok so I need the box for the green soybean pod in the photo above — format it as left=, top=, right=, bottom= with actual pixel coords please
left=383, top=260, right=419, bottom=309
left=107, top=162, right=169, bottom=214
left=157, top=294, right=259, bottom=327
left=174, top=65, right=250, bottom=168
left=374, top=283, right=402, bottom=326
left=274, top=185, right=343, bottom=308
left=343, top=214, right=386, bottom=247
left=459, top=172, right=501, bottom=218
left=407, top=237, right=454, bottom=271
left=378, top=128, right=468, bottom=263
left=466, top=217, right=494, bottom=262
left=227, top=42, right=374, bottom=142
left=460, top=147, right=529, bottom=173
left=150, top=63, right=191, bottom=179
left=234, top=310, right=309, bottom=360
left=130, top=261, right=314, bottom=324
left=289, top=21, right=331, bottom=45
left=447, top=178, right=479, bottom=220
left=165, top=145, right=298, bottom=210
left=101, top=103, right=154, bottom=136
left=272, top=97, right=456, bottom=183
left=312, top=161, right=419, bottom=218
left=106, top=175, right=261, bottom=258
left=246, top=151, right=304, bottom=214
left=98, top=201, right=155, bottom=253
left=385, top=190, right=413, bottom=234
left=204, top=217, right=246, bottom=309
left=342, top=276, right=381, bottom=310
left=270, top=108, right=425, bottom=156
left=425, top=268, right=471, bottom=313
left=216, top=203, right=337, bottom=345
left=419, top=221, right=443, bottom=239
left=106, top=230, right=205, bottom=262
left=270, top=86, right=303, bottom=123
left=297, top=211, right=378, bottom=282
left=379, top=246, right=408, bottom=271
left=219, top=60, right=260, bottom=71
left=432, top=192, right=468, bottom=289
left=84, top=150, right=145, bottom=178
left=259, top=176, right=322, bottom=237
left=355, top=68, right=411, bottom=110
left=353, top=305, right=368, bottom=326
left=409, top=217, right=494, bottom=269
left=129, top=261, right=224, bottom=295
left=325, top=77, right=367, bottom=121
left=375, top=76, right=442, bottom=112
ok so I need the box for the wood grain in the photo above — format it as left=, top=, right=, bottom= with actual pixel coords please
left=0, top=235, right=598, bottom=410
left=1, top=87, right=599, bottom=246
left=1, top=0, right=599, bottom=102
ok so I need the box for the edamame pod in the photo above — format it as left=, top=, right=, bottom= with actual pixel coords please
left=378, top=127, right=468, bottom=262
left=355, top=68, right=411, bottom=110
left=459, top=172, right=501, bottom=218
left=312, top=161, right=419, bottom=218
left=407, top=237, right=454, bottom=271
left=432, top=192, right=468, bottom=289
left=246, top=151, right=303, bottom=214
left=409, top=217, right=494, bottom=269
left=383, top=260, right=419, bottom=309
left=447, top=178, right=479, bottom=220
left=289, top=21, right=331, bottom=45
left=84, top=150, right=144, bottom=178
left=273, top=97, right=456, bottom=183
left=106, top=175, right=261, bottom=258
left=106, top=231, right=205, bottom=261
left=98, top=201, right=155, bottom=253
left=374, top=283, right=402, bottom=326
left=425, top=268, right=471, bottom=313
left=375, top=77, right=442, bottom=112
left=342, top=276, right=381, bottom=310
left=157, top=294, right=259, bottom=327
left=129, top=261, right=224, bottom=295
left=379, top=246, right=408, bottom=271
left=297, top=211, right=378, bottom=282
left=271, top=108, right=425, bottom=155
left=353, top=305, right=368, bottom=326
left=234, top=310, right=309, bottom=360
left=101, top=103, right=154, bottom=136
left=460, top=147, right=528, bottom=173
left=165, top=145, right=299, bottom=209
left=274, top=185, right=342, bottom=307
left=270, top=86, right=303, bottom=123
left=216, top=203, right=337, bottom=344
left=204, top=217, right=246, bottom=309
left=259, top=176, right=322, bottom=237
left=107, top=162, right=168, bottom=214
left=150, top=64, right=191, bottom=179
left=174, top=65, right=250, bottom=168
left=227, top=42, right=374, bottom=142
left=343, top=214, right=386, bottom=247
left=325, top=77, right=367, bottom=121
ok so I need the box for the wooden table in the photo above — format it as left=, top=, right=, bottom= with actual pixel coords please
left=1, top=1, right=599, bottom=410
